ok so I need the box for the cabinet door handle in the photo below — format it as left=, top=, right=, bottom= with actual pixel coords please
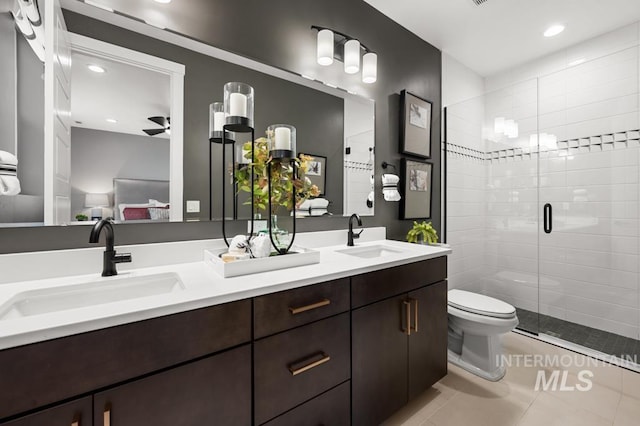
left=288, top=352, right=331, bottom=376
left=402, top=300, right=411, bottom=336
left=289, top=298, right=330, bottom=315
left=103, top=404, right=111, bottom=426
left=410, top=298, right=419, bottom=333
left=543, top=203, right=553, bottom=234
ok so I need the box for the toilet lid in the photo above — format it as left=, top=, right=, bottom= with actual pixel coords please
left=448, top=289, right=516, bottom=319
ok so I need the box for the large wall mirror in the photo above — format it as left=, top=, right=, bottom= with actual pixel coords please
left=0, top=0, right=374, bottom=228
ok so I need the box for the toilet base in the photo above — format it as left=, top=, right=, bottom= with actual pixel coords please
left=448, top=349, right=506, bottom=382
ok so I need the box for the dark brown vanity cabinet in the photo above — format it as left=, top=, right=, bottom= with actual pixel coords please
left=93, top=344, right=252, bottom=426
left=253, top=280, right=351, bottom=425
left=3, top=397, right=92, bottom=426
left=351, top=258, right=448, bottom=426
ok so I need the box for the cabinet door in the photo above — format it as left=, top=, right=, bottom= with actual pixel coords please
left=408, top=281, right=448, bottom=399
left=2, top=397, right=91, bottom=426
left=352, top=295, right=409, bottom=426
left=94, top=344, right=251, bottom=426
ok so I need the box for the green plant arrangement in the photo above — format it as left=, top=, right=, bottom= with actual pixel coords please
left=406, top=221, right=438, bottom=244
left=75, top=214, right=88, bottom=221
left=234, top=137, right=320, bottom=215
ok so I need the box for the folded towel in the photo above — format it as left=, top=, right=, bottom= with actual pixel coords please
left=0, top=175, right=21, bottom=196
left=310, top=198, right=329, bottom=208
left=0, top=151, right=18, bottom=167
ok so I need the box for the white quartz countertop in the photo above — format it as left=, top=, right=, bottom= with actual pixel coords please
left=0, top=234, right=450, bottom=351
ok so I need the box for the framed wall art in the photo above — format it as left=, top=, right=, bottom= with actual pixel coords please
left=400, top=158, right=432, bottom=219
left=400, top=90, right=432, bottom=158
left=303, top=154, right=327, bottom=196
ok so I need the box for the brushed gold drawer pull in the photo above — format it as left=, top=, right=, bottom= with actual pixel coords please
left=410, top=298, right=419, bottom=333
left=403, top=300, right=411, bottom=336
left=289, top=298, right=331, bottom=315
left=288, top=352, right=331, bottom=376
left=104, top=404, right=111, bottom=426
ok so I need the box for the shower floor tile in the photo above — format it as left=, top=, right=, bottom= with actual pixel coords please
left=515, top=307, right=640, bottom=361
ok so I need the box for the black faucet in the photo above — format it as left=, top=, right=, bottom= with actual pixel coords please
left=347, top=213, right=363, bottom=246
left=89, top=218, right=132, bottom=276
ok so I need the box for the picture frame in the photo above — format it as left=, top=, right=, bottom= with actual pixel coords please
left=302, top=154, right=327, bottom=196
left=400, top=90, right=432, bottom=158
left=400, top=158, right=432, bottom=219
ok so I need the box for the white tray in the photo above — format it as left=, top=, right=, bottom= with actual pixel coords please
left=204, top=247, right=320, bottom=278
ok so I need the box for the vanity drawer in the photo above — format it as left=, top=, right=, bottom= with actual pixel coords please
left=351, top=256, right=447, bottom=308
left=261, top=381, right=350, bottom=426
left=254, top=313, right=350, bottom=425
left=0, top=299, right=251, bottom=420
left=254, top=277, right=350, bottom=338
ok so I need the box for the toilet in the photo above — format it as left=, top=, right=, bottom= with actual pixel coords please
left=447, top=289, right=519, bottom=381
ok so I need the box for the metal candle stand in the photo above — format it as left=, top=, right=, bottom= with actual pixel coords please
left=267, top=148, right=297, bottom=255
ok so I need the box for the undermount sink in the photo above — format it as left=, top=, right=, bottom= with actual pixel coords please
left=0, top=272, right=184, bottom=321
left=336, top=244, right=404, bottom=259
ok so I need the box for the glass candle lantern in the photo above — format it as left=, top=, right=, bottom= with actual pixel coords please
left=224, top=82, right=254, bottom=131
left=235, top=141, right=251, bottom=166
left=267, top=124, right=296, bottom=159
left=209, top=102, right=224, bottom=140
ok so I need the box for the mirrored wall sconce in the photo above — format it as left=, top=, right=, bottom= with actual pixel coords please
left=381, top=161, right=401, bottom=202
left=85, top=193, right=109, bottom=221
left=312, top=25, right=377, bottom=84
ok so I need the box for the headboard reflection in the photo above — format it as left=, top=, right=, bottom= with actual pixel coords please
left=113, top=178, right=170, bottom=222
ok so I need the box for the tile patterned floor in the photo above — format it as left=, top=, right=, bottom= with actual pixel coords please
left=516, top=308, right=640, bottom=361
left=383, top=332, right=640, bottom=426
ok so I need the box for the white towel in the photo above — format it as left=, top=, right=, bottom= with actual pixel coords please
left=0, top=151, right=18, bottom=167
left=0, top=175, right=21, bottom=196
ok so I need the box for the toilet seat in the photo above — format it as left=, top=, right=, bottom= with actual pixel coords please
left=448, top=289, right=516, bottom=319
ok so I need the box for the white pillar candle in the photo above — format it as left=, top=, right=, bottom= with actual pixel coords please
left=213, top=112, right=225, bottom=131
left=274, top=127, right=291, bottom=150
left=229, top=92, right=247, bottom=117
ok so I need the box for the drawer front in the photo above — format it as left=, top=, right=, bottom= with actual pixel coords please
left=254, top=278, right=350, bottom=338
left=0, top=299, right=251, bottom=420
left=2, top=397, right=92, bottom=426
left=254, top=313, right=350, bottom=425
left=261, top=381, right=350, bottom=426
left=351, top=257, right=447, bottom=308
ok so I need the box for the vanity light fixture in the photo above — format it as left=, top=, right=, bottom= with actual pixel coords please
left=544, top=24, right=565, bottom=37
left=312, top=25, right=378, bottom=84
left=10, top=0, right=44, bottom=62
left=88, top=64, right=106, bottom=73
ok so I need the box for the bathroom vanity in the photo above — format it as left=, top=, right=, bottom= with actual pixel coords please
left=0, top=231, right=449, bottom=425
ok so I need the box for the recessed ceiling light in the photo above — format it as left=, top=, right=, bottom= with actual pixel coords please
left=154, top=0, right=171, bottom=3
left=106, top=118, right=117, bottom=123
left=544, top=24, right=565, bottom=37
left=87, top=64, right=106, bottom=73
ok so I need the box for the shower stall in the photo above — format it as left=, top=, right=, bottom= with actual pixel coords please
left=444, top=45, right=640, bottom=368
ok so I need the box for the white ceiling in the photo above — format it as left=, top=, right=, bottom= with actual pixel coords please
left=71, top=51, right=170, bottom=138
left=364, top=0, right=640, bottom=76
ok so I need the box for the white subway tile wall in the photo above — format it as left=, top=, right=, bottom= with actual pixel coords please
left=446, top=23, right=640, bottom=340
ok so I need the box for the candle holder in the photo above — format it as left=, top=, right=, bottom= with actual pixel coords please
left=224, top=82, right=254, bottom=132
left=267, top=124, right=297, bottom=254
left=267, top=124, right=296, bottom=160
left=209, top=102, right=237, bottom=223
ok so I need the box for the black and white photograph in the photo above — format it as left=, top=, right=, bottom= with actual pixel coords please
left=400, top=90, right=432, bottom=158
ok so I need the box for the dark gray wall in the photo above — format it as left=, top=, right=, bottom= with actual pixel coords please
left=70, top=127, right=170, bottom=217
left=0, top=0, right=441, bottom=253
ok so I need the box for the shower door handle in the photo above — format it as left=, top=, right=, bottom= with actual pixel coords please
left=543, top=203, right=552, bottom=234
